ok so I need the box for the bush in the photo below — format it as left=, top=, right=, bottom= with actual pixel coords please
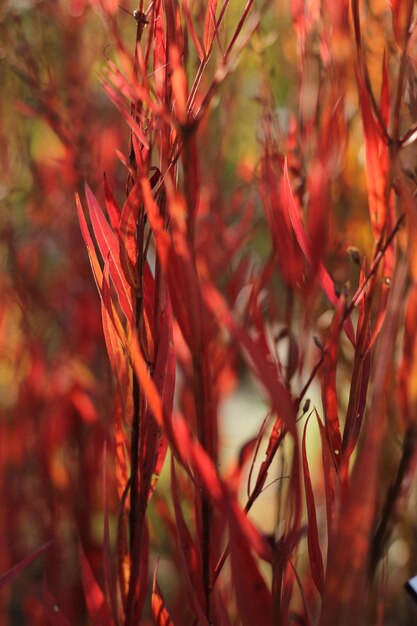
left=2, top=0, right=417, bottom=624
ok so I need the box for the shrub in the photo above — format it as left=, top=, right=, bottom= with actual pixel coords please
left=2, top=0, right=417, bottom=624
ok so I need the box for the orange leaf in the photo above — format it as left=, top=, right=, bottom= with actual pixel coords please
left=152, top=573, right=174, bottom=626
left=79, top=544, right=114, bottom=626
left=203, top=0, right=218, bottom=56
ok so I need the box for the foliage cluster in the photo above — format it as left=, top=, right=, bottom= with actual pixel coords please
left=2, top=0, right=417, bottom=625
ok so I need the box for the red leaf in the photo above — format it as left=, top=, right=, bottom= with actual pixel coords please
left=76, top=193, right=103, bottom=290
left=113, top=396, right=130, bottom=501
left=118, top=183, right=142, bottom=289
left=151, top=280, right=175, bottom=488
left=130, top=333, right=166, bottom=430
left=101, top=258, right=130, bottom=412
left=320, top=261, right=408, bottom=626
left=125, top=523, right=149, bottom=626
left=153, top=0, right=167, bottom=100
left=203, top=0, right=218, bottom=55
left=391, top=0, right=414, bottom=47
left=282, top=158, right=355, bottom=344
left=0, top=541, right=52, bottom=589
left=213, top=588, right=234, bottom=626
left=173, top=416, right=224, bottom=507
left=302, top=418, right=324, bottom=594
left=356, top=59, right=389, bottom=240
left=352, top=347, right=371, bottom=447
left=307, top=160, right=329, bottom=276
left=132, top=333, right=273, bottom=576
left=227, top=497, right=273, bottom=564
left=380, top=52, right=390, bottom=129
left=79, top=544, right=114, bottom=626
left=322, top=295, right=344, bottom=466
left=103, top=174, right=121, bottom=234
left=140, top=178, right=170, bottom=268
left=102, top=61, right=167, bottom=121
left=100, top=79, right=150, bottom=149
left=202, top=281, right=297, bottom=435
left=317, top=415, right=337, bottom=555
left=260, top=151, right=304, bottom=290
left=169, top=45, right=188, bottom=124
left=175, top=413, right=273, bottom=562
left=368, top=191, right=396, bottom=350
left=181, top=0, right=204, bottom=61
left=152, top=564, right=174, bottom=626
left=85, top=183, right=134, bottom=325
left=229, top=525, right=273, bottom=626
left=140, top=178, right=196, bottom=347
left=343, top=260, right=371, bottom=460
left=171, top=460, right=208, bottom=625
left=226, top=436, right=258, bottom=496
left=249, top=416, right=285, bottom=504
left=116, top=486, right=130, bottom=607
left=102, top=443, right=118, bottom=623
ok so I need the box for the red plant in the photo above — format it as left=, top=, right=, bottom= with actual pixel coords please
left=2, top=0, right=417, bottom=625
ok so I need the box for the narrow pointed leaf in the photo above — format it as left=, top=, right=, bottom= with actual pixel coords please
left=229, top=527, right=273, bottom=626
left=302, top=418, right=324, bottom=594
left=0, top=541, right=52, bottom=589
left=203, top=0, right=218, bottom=55
left=152, top=566, right=174, bottom=626
left=85, top=183, right=134, bottom=325
left=171, top=459, right=208, bottom=625
left=76, top=193, right=103, bottom=290
left=181, top=0, right=204, bottom=61
left=79, top=544, right=114, bottom=626
left=282, top=158, right=355, bottom=344
left=103, top=174, right=121, bottom=234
